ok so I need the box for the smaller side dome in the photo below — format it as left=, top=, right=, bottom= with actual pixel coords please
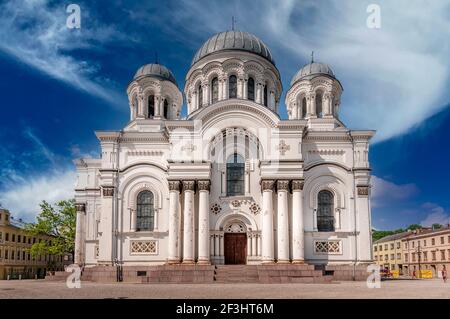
left=134, top=63, right=177, bottom=86
left=290, top=62, right=334, bottom=86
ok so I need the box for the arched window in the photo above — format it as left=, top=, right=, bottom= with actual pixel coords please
left=163, top=99, right=169, bottom=119
left=136, top=190, right=154, bottom=231
left=317, top=190, right=334, bottom=232
left=147, top=95, right=155, bottom=118
left=247, top=77, right=255, bottom=101
left=228, top=75, right=237, bottom=98
left=211, top=77, right=219, bottom=103
left=315, top=92, right=323, bottom=117
left=226, top=153, right=245, bottom=196
left=301, top=97, right=307, bottom=118
left=198, top=84, right=203, bottom=107
left=263, top=84, right=268, bottom=106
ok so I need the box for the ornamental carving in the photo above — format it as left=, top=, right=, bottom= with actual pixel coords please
left=231, top=200, right=241, bottom=208
left=197, top=180, right=211, bottom=192
left=102, top=187, right=114, bottom=197
left=292, top=180, right=305, bottom=191
left=210, top=203, right=222, bottom=215
left=182, top=180, right=196, bottom=192
left=357, top=186, right=369, bottom=196
left=75, top=203, right=86, bottom=212
left=130, top=240, right=157, bottom=254
left=261, top=180, right=275, bottom=191
left=168, top=181, right=181, bottom=192
left=249, top=203, right=261, bottom=215
left=277, top=180, right=290, bottom=191
left=276, top=140, right=290, bottom=155
left=314, top=241, right=341, bottom=254
left=225, top=222, right=245, bottom=233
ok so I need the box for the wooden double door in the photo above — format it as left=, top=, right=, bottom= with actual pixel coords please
left=224, top=233, right=247, bottom=264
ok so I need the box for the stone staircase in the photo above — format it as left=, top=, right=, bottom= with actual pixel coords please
left=214, top=264, right=333, bottom=284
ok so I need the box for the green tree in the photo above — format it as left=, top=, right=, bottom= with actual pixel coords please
left=432, top=223, right=442, bottom=229
left=406, top=224, right=423, bottom=230
left=25, top=199, right=76, bottom=268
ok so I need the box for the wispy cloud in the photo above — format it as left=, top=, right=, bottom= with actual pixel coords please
left=420, top=203, right=450, bottom=227
left=371, top=175, right=418, bottom=207
left=153, top=0, right=450, bottom=142
left=0, top=0, right=126, bottom=105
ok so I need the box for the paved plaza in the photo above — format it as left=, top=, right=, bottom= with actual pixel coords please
left=0, top=279, right=449, bottom=299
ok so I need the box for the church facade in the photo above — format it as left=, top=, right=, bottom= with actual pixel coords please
left=74, top=31, right=375, bottom=268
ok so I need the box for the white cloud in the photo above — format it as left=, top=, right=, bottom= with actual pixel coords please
left=420, top=202, right=450, bottom=227
left=371, top=175, right=418, bottom=207
left=0, top=0, right=125, bottom=106
left=162, top=0, right=450, bottom=142
left=0, top=169, right=76, bottom=222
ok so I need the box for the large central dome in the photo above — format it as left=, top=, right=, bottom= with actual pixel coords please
left=191, top=31, right=275, bottom=66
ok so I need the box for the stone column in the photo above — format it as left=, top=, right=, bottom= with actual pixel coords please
left=210, top=234, right=215, bottom=256
left=168, top=181, right=181, bottom=264
left=251, top=233, right=257, bottom=256
left=182, top=180, right=195, bottom=264
left=137, top=93, right=145, bottom=118
left=214, top=234, right=220, bottom=257
left=154, top=95, right=161, bottom=117
left=202, top=84, right=208, bottom=107
left=98, top=186, right=114, bottom=265
left=237, top=77, right=243, bottom=98
left=256, top=83, right=262, bottom=104
left=292, top=180, right=305, bottom=263
left=74, top=203, right=85, bottom=265
left=219, top=233, right=224, bottom=257
left=277, top=180, right=290, bottom=263
left=247, top=234, right=251, bottom=256
left=261, top=180, right=275, bottom=263
left=130, top=209, right=137, bottom=232
left=197, top=180, right=210, bottom=264
left=243, top=79, right=248, bottom=99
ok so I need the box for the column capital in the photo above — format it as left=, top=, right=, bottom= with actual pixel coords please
left=75, top=203, right=86, bottom=213
left=168, top=180, right=181, bottom=192
left=276, top=180, right=290, bottom=192
left=102, top=186, right=115, bottom=197
left=261, top=179, right=275, bottom=191
left=197, top=180, right=211, bottom=192
left=182, top=180, right=196, bottom=192
left=357, top=185, right=370, bottom=196
left=292, top=180, right=305, bottom=191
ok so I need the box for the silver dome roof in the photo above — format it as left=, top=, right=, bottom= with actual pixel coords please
left=290, top=62, right=334, bottom=85
left=133, top=63, right=177, bottom=85
left=191, top=31, right=275, bottom=66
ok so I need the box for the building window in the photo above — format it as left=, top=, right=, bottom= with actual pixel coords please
left=423, top=252, right=427, bottom=261
left=384, top=244, right=388, bottom=250
left=423, top=240, right=426, bottom=246
left=5, top=233, right=9, bottom=241
left=404, top=253, right=408, bottom=262
left=18, top=235, right=21, bottom=243
left=147, top=95, right=155, bottom=118
left=384, top=254, right=388, bottom=261
left=247, top=77, right=255, bottom=101
left=22, top=251, right=26, bottom=260
left=301, top=97, right=306, bottom=118
left=441, top=250, right=445, bottom=261
left=390, top=243, right=394, bottom=250
left=432, top=251, right=436, bottom=261
left=226, top=153, right=245, bottom=196
left=211, top=77, right=219, bottom=103
left=23, top=236, right=26, bottom=243
left=136, top=191, right=154, bottom=231
left=440, top=237, right=444, bottom=244
left=263, top=84, right=268, bottom=106
left=390, top=254, right=394, bottom=260
left=397, top=253, right=401, bottom=259
left=374, top=246, right=377, bottom=252
left=317, top=190, right=334, bottom=232
left=12, top=234, right=15, bottom=242
left=431, top=238, right=435, bottom=245
left=198, top=84, right=203, bottom=107
left=412, top=253, right=416, bottom=262
left=379, top=245, right=382, bottom=251
left=4, top=250, right=8, bottom=259
left=0, top=232, right=2, bottom=241
left=412, top=241, right=415, bottom=248
left=397, top=242, right=401, bottom=249
left=163, top=99, right=169, bottom=118
left=315, top=92, right=323, bottom=117
left=228, top=75, right=237, bottom=99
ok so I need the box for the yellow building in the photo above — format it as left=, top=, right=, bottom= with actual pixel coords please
left=0, top=208, right=65, bottom=280
left=402, top=227, right=450, bottom=278
left=372, top=231, right=413, bottom=275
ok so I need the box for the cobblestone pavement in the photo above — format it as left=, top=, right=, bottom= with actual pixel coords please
left=0, top=279, right=449, bottom=299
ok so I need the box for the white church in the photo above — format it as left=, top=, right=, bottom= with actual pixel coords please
left=74, top=31, right=374, bottom=271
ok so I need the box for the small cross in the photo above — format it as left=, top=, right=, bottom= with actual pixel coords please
left=277, top=140, right=290, bottom=155
left=231, top=16, right=236, bottom=31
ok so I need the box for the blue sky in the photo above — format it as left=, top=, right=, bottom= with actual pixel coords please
left=0, top=0, right=449, bottom=230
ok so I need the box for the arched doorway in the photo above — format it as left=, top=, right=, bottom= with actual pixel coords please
left=224, top=221, right=247, bottom=265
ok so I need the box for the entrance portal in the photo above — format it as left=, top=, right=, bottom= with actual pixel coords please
left=224, top=233, right=247, bottom=264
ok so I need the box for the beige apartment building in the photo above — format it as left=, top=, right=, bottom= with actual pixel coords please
left=402, top=227, right=450, bottom=277
left=0, top=208, right=65, bottom=280
left=373, top=232, right=413, bottom=274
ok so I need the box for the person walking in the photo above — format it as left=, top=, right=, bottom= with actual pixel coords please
left=442, top=265, right=447, bottom=283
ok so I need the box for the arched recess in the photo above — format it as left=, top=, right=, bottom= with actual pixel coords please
left=215, top=212, right=258, bottom=232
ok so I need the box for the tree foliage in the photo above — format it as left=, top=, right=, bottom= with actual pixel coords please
left=372, top=224, right=425, bottom=242
left=25, top=199, right=76, bottom=260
